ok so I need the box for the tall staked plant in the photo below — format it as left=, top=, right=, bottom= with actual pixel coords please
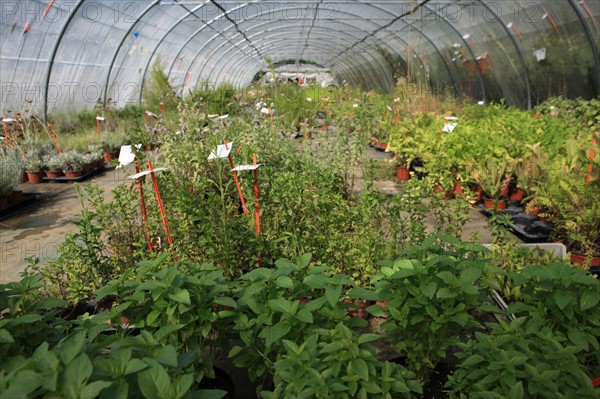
left=143, top=57, right=178, bottom=114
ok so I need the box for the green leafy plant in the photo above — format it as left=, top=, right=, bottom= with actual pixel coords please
left=0, top=147, right=23, bottom=198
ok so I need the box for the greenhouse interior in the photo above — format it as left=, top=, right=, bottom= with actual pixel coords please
left=1, top=1, right=599, bottom=398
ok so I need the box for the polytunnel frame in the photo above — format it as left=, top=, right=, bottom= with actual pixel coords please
left=42, top=0, right=86, bottom=122
left=200, top=36, right=371, bottom=90
left=170, top=23, right=382, bottom=90
left=186, top=12, right=450, bottom=94
left=136, top=1, right=268, bottom=106
left=168, top=3, right=455, bottom=98
left=144, top=7, right=393, bottom=100
left=37, top=0, right=599, bottom=119
left=102, top=0, right=159, bottom=110
left=568, top=0, right=600, bottom=95
left=203, top=36, right=396, bottom=91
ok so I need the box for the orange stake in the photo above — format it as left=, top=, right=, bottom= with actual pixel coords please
left=148, top=160, right=174, bottom=248
left=47, top=123, right=62, bottom=153
left=43, top=0, right=56, bottom=17
left=135, top=161, right=153, bottom=252
left=96, top=114, right=101, bottom=135
left=224, top=140, right=248, bottom=214
left=544, top=11, right=560, bottom=34
left=160, top=102, right=165, bottom=114
left=580, top=0, right=597, bottom=25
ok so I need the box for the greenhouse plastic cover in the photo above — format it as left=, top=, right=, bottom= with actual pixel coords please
left=1, top=0, right=598, bottom=118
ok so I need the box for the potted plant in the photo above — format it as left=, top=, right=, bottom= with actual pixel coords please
left=101, top=133, right=122, bottom=162
left=468, top=157, right=513, bottom=211
left=534, top=139, right=600, bottom=268
left=512, top=143, right=549, bottom=203
left=387, top=115, right=423, bottom=181
left=24, top=152, right=44, bottom=184
left=61, top=151, right=84, bottom=179
left=43, top=153, right=64, bottom=179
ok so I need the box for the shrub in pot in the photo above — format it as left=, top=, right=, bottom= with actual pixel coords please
left=24, top=154, right=44, bottom=184
left=61, top=151, right=84, bottom=179
left=468, top=157, right=514, bottom=212
left=43, top=153, right=64, bottom=178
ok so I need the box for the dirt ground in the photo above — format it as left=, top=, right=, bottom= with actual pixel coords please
left=0, top=150, right=498, bottom=284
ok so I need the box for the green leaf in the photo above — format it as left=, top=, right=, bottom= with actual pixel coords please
left=297, top=253, right=312, bottom=268
left=63, top=353, right=93, bottom=398
left=261, top=321, right=291, bottom=347
left=461, top=354, right=485, bottom=367
left=2, top=370, right=43, bottom=398
left=146, top=310, right=162, bottom=326
left=508, top=382, right=524, bottom=399
left=436, top=271, right=457, bottom=286
left=154, top=324, right=184, bottom=341
left=460, top=267, right=482, bottom=285
left=228, top=345, right=243, bottom=358
left=80, top=381, right=113, bottom=399
left=421, top=282, right=437, bottom=299
left=580, top=289, right=599, bottom=311
left=275, top=258, right=297, bottom=270
left=154, top=345, right=178, bottom=367
left=349, top=358, right=369, bottom=381
left=35, top=298, right=69, bottom=310
left=358, top=333, right=381, bottom=345
left=295, top=308, right=313, bottom=324
left=365, top=304, right=385, bottom=318
left=0, top=328, right=14, bottom=343
left=325, top=285, right=342, bottom=307
left=268, top=298, right=294, bottom=314
left=437, top=288, right=456, bottom=299
left=213, top=296, right=237, bottom=309
left=303, top=274, right=328, bottom=289
left=347, top=287, right=379, bottom=301
left=172, top=373, right=194, bottom=399
left=124, top=359, right=148, bottom=376
left=302, top=297, right=328, bottom=312
left=59, top=331, right=86, bottom=365
left=275, top=276, right=294, bottom=289
left=168, top=288, right=191, bottom=305
left=137, top=362, right=171, bottom=399
left=553, top=290, right=574, bottom=310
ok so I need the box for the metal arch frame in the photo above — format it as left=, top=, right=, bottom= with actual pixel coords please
left=417, top=2, right=487, bottom=102
left=475, top=0, right=532, bottom=109
left=102, top=0, right=160, bottom=110
left=195, top=36, right=374, bottom=91
left=171, top=4, right=454, bottom=95
left=360, top=2, right=460, bottom=97
left=191, top=25, right=401, bottom=91
left=206, top=37, right=380, bottom=90
left=174, top=14, right=394, bottom=91
left=568, top=0, right=600, bottom=96
left=43, top=0, right=86, bottom=121
left=138, top=1, right=267, bottom=105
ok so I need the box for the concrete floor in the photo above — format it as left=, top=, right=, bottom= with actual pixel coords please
left=0, top=166, right=131, bottom=284
left=0, top=150, right=498, bottom=284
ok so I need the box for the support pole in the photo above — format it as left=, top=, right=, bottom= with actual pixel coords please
left=47, top=123, right=62, bottom=153
left=224, top=140, right=248, bottom=214
left=135, top=161, right=153, bottom=251
left=148, top=160, right=174, bottom=247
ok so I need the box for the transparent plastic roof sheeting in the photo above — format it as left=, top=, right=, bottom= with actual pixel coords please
left=1, top=0, right=598, bottom=118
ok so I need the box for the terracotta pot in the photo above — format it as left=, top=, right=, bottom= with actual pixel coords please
left=525, top=203, right=540, bottom=216
left=396, top=166, right=410, bottom=181
left=46, top=170, right=63, bottom=179
left=433, top=185, right=452, bottom=200
left=510, top=188, right=526, bottom=202
left=570, top=252, right=600, bottom=268
left=64, top=170, right=83, bottom=179
left=103, top=151, right=119, bottom=162
left=483, top=197, right=507, bottom=212
left=26, top=171, right=44, bottom=184
left=19, top=172, right=28, bottom=184
left=453, top=181, right=464, bottom=194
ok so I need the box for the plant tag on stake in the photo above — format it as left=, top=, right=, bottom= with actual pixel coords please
left=96, top=116, right=105, bottom=121
left=127, top=168, right=168, bottom=180
left=117, top=144, right=142, bottom=168
left=231, top=164, right=262, bottom=172
left=208, top=141, right=234, bottom=160
left=443, top=116, right=459, bottom=133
